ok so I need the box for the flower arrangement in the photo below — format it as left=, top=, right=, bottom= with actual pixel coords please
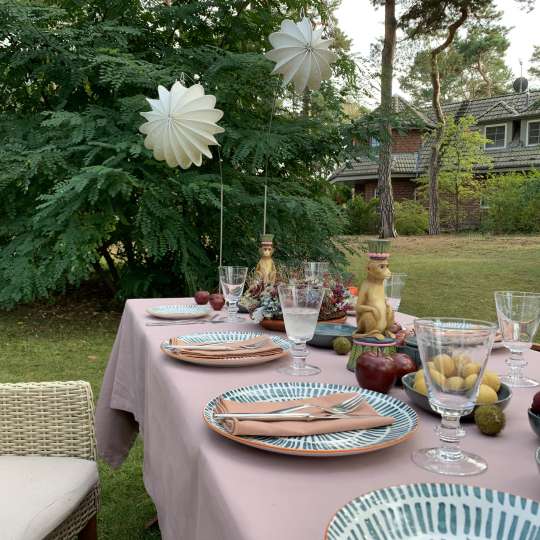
left=241, top=265, right=352, bottom=323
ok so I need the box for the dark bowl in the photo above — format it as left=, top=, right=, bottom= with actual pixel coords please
left=528, top=408, right=540, bottom=439
left=401, top=372, right=512, bottom=423
left=308, top=323, right=356, bottom=349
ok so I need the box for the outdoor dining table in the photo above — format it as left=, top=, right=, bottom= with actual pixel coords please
left=96, top=298, right=540, bottom=540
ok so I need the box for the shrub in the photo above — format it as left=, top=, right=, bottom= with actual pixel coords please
left=482, top=171, right=540, bottom=234
left=345, top=196, right=379, bottom=234
left=395, top=200, right=428, bottom=235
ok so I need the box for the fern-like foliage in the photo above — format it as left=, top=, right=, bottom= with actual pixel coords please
left=0, top=0, right=365, bottom=308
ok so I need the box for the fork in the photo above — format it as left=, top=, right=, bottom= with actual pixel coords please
left=271, top=394, right=365, bottom=416
left=146, top=314, right=223, bottom=326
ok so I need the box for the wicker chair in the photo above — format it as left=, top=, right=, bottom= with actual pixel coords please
left=0, top=381, right=100, bottom=540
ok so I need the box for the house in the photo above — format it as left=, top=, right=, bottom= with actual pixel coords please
left=331, top=83, right=540, bottom=223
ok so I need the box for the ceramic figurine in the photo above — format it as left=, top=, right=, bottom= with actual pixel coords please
left=354, top=239, right=395, bottom=340
left=255, top=234, right=277, bottom=285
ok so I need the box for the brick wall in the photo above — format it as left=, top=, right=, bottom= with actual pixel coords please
left=391, top=129, right=422, bottom=153
left=361, top=179, right=416, bottom=201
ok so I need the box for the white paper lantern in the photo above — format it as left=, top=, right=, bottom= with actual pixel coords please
left=265, top=17, right=337, bottom=93
left=139, top=81, right=224, bottom=169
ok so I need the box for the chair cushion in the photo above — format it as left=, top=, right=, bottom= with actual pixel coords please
left=0, top=455, right=98, bottom=540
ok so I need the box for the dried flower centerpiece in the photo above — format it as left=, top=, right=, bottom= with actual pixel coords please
left=241, top=264, right=352, bottom=332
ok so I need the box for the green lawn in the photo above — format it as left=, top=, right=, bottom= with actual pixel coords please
left=0, top=234, right=539, bottom=539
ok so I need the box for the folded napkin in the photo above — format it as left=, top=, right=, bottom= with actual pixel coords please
left=216, top=392, right=395, bottom=437
left=168, top=335, right=283, bottom=361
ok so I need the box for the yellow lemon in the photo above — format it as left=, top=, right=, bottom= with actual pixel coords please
left=432, top=354, right=455, bottom=377
left=428, top=368, right=446, bottom=388
left=414, top=377, right=428, bottom=396
left=482, top=371, right=501, bottom=393
left=463, top=362, right=481, bottom=378
left=415, top=369, right=425, bottom=385
left=453, top=353, right=472, bottom=375
left=464, top=373, right=478, bottom=390
left=476, top=384, right=498, bottom=405
left=445, top=376, right=465, bottom=391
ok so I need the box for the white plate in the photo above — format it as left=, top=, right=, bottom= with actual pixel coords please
left=146, top=304, right=211, bottom=320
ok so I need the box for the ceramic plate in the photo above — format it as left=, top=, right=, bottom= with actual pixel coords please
left=203, top=382, right=418, bottom=456
left=401, top=372, right=512, bottom=422
left=161, top=331, right=291, bottom=367
left=325, top=483, right=540, bottom=540
left=146, top=304, right=211, bottom=320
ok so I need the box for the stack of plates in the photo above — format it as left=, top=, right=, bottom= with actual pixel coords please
left=146, top=304, right=211, bottom=319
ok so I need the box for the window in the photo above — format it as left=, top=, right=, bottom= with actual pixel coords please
left=370, top=136, right=380, bottom=148
left=485, top=124, right=506, bottom=149
left=527, top=120, right=540, bottom=146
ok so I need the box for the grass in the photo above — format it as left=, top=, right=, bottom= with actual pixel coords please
left=0, top=234, right=539, bottom=538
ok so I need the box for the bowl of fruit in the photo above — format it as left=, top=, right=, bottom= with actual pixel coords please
left=528, top=392, right=540, bottom=438
left=402, top=355, right=512, bottom=422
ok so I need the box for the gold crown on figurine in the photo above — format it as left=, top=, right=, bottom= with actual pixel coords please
left=261, top=234, right=274, bottom=247
left=367, top=239, right=391, bottom=261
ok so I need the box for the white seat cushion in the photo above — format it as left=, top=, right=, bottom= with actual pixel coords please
left=0, top=455, right=98, bottom=540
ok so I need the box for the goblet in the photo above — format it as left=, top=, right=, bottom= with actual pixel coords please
left=412, top=318, right=497, bottom=476
left=384, top=272, right=407, bottom=312
left=218, top=266, right=248, bottom=323
left=495, top=291, right=540, bottom=388
left=304, top=261, right=329, bottom=283
left=278, top=284, right=325, bottom=376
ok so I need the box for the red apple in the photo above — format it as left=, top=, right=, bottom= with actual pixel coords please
left=355, top=351, right=396, bottom=394
left=532, top=392, right=540, bottom=414
left=391, top=352, right=416, bottom=385
left=209, top=293, right=225, bottom=311
left=194, top=290, right=210, bottom=305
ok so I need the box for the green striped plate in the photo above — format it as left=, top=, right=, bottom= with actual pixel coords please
left=325, top=483, right=540, bottom=539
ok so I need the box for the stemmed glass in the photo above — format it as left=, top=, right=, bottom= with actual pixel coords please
left=412, top=318, right=497, bottom=476
left=304, top=261, right=329, bottom=283
left=278, top=284, right=325, bottom=376
left=384, top=273, right=407, bottom=312
left=219, top=266, right=248, bottom=323
left=495, top=291, right=540, bottom=388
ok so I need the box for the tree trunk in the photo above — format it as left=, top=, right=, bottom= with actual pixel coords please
left=377, top=0, right=397, bottom=239
left=427, top=5, right=469, bottom=235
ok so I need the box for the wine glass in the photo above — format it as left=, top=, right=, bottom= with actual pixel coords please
left=304, top=261, right=329, bottom=283
left=412, top=318, right=497, bottom=476
left=495, top=291, right=540, bottom=388
left=384, top=272, right=407, bottom=312
left=219, top=266, right=248, bottom=323
left=278, top=284, right=325, bottom=376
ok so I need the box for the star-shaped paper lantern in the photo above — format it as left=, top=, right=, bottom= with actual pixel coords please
left=139, top=81, right=224, bottom=169
left=265, top=17, right=337, bottom=93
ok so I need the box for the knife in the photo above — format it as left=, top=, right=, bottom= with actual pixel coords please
left=213, top=412, right=378, bottom=422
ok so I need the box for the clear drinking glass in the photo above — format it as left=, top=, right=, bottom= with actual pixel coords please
left=412, top=318, right=497, bottom=476
left=219, top=266, right=248, bottom=323
left=304, top=261, right=329, bottom=283
left=384, top=272, right=407, bottom=312
left=495, top=291, right=540, bottom=388
left=278, top=284, right=325, bottom=376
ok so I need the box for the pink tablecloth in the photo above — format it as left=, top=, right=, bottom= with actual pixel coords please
left=96, top=298, right=540, bottom=540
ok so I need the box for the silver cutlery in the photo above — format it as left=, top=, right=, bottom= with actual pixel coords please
left=213, top=412, right=378, bottom=422
left=146, top=314, right=224, bottom=326
left=167, top=341, right=269, bottom=352
left=270, top=394, right=365, bottom=416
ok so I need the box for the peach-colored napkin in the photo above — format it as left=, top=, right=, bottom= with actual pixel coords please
left=216, top=392, right=395, bottom=436
left=169, top=336, right=282, bottom=361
